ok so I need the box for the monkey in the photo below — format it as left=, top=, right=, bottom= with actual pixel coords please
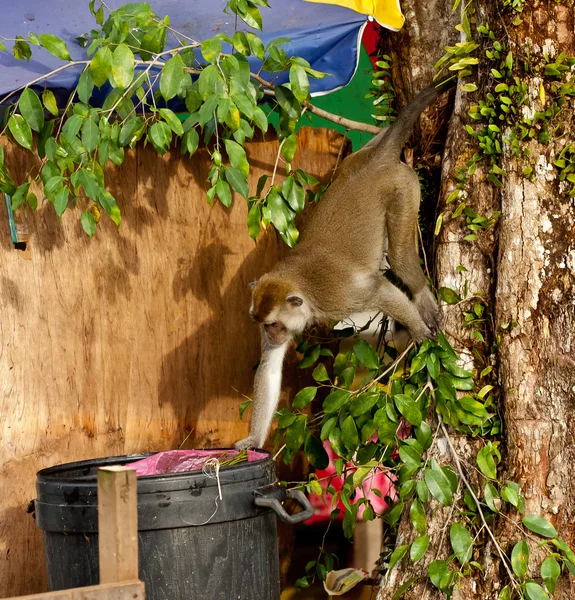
left=235, top=78, right=455, bottom=450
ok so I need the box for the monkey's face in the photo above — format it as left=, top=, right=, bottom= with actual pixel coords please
left=250, top=277, right=309, bottom=343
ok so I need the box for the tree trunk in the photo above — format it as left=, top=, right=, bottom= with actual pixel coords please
left=378, top=1, right=575, bottom=598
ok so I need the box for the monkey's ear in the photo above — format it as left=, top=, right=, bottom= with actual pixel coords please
left=287, top=295, right=303, bottom=307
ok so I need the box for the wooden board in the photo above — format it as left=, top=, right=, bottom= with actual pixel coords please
left=97, top=467, right=138, bottom=584
left=0, top=127, right=346, bottom=596
left=3, top=582, right=144, bottom=600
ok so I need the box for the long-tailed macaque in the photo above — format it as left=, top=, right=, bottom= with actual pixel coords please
left=235, top=78, right=455, bottom=450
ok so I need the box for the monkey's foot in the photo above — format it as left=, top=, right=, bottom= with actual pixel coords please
left=234, top=436, right=263, bottom=450
left=409, top=324, right=433, bottom=344
left=414, top=290, right=444, bottom=334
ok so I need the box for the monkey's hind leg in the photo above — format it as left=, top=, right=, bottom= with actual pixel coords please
left=385, top=166, right=443, bottom=333
left=367, top=276, right=432, bottom=343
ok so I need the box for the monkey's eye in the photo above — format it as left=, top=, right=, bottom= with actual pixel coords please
left=264, top=322, right=278, bottom=328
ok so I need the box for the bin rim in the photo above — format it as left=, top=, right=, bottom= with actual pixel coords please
left=36, top=449, right=273, bottom=485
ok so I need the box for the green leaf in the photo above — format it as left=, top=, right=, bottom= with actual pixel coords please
left=522, top=515, right=557, bottom=539
left=282, top=176, right=305, bottom=212
left=82, top=117, right=99, bottom=152
left=450, top=522, right=473, bottom=565
left=312, top=363, right=329, bottom=382
left=498, top=585, right=512, bottom=600
left=215, top=179, right=232, bottom=208
left=42, top=90, right=58, bottom=116
left=353, top=339, right=379, bottom=370
left=439, top=287, right=461, bottom=304
left=81, top=210, right=97, bottom=237
left=119, top=116, right=143, bottom=147
left=285, top=415, right=306, bottom=453
left=322, top=390, right=350, bottom=413
left=541, top=556, right=560, bottom=594
left=394, top=394, right=422, bottom=426
left=410, top=499, right=426, bottom=534
left=477, top=445, right=497, bottom=479
left=246, top=32, right=265, bottom=59
left=91, top=46, right=113, bottom=87
left=320, top=416, right=337, bottom=441
left=38, top=33, right=71, bottom=60
left=160, top=55, right=186, bottom=101
left=240, top=5, right=263, bottom=30
left=247, top=203, right=261, bottom=241
left=501, top=484, right=521, bottom=509
left=275, top=408, right=296, bottom=429
left=341, top=416, right=358, bottom=451
left=13, top=38, right=32, bottom=61
left=182, top=129, right=200, bottom=157
left=511, top=540, right=529, bottom=579
left=8, top=114, right=33, bottom=150
left=349, top=393, right=378, bottom=418
left=388, top=545, right=409, bottom=571
left=304, top=433, right=329, bottom=469
left=484, top=482, right=500, bottom=512
left=292, top=386, right=317, bottom=409
left=224, top=139, right=249, bottom=178
left=289, top=64, right=310, bottom=103
left=18, top=88, right=44, bottom=132
left=424, top=467, right=453, bottom=506
left=524, top=582, right=549, bottom=600
left=54, top=187, right=69, bottom=217
left=224, top=167, right=249, bottom=198
left=111, top=44, right=134, bottom=89
left=275, top=85, right=301, bottom=120
left=426, top=353, right=440, bottom=380
left=239, top=400, right=252, bottom=420
left=410, top=536, right=429, bottom=563
left=201, top=37, right=222, bottom=63
left=428, top=560, right=452, bottom=591
left=159, top=108, right=184, bottom=136
left=77, top=68, right=94, bottom=104
left=148, top=121, right=172, bottom=155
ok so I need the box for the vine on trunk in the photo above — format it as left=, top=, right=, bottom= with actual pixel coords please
left=1, top=2, right=574, bottom=599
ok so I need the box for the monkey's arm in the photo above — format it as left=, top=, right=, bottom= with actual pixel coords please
left=235, top=329, right=290, bottom=449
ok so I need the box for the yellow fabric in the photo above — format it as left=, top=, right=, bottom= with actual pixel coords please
left=304, top=0, right=404, bottom=30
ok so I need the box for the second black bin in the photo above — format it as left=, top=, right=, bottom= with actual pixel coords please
left=33, top=451, right=312, bottom=600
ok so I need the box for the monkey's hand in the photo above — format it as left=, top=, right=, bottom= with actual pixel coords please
left=234, top=436, right=263, bottom=450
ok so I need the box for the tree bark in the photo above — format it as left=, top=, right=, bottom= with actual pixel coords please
left=378, top=1, right=575, bottom=598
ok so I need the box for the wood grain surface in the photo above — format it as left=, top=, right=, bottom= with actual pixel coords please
left=0, top=127, right=346, bottom=596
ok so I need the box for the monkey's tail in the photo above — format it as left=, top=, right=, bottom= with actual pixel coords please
left=376, top=75, right=457, bottom=160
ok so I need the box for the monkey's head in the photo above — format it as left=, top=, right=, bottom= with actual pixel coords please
left=249, top=275, right=310, bottom=345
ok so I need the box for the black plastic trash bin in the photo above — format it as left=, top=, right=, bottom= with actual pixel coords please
left=33, top=451, right=312, bottom=600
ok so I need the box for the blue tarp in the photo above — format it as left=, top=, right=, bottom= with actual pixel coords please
left=0, top=0, right=371, bottom=108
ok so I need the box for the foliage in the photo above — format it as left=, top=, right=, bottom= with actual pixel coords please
left=271, top=3, right=575, bottom=600
left=366, top=56, right=397, bottom=126
left=2, top=2, right=575, bottom=599
left=0, top=0, right=329, bottom=244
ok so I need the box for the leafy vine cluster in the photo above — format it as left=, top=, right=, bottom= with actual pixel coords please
left=1, top=2, right=574, bottom=599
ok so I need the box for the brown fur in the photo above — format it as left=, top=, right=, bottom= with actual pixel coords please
left=236, top=78, right=456, bottom=450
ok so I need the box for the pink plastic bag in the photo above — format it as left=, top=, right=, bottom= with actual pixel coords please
left=127, top=449, right=268, bottom=476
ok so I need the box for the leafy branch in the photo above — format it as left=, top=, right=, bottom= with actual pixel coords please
left=0, top=0, right=379, bottom=243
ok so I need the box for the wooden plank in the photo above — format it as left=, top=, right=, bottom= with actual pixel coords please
left=3, top=581, right=144, bottom=600
left=97, top=468, right=138, bottom=584
left=0, top=127, right=346, bottom=596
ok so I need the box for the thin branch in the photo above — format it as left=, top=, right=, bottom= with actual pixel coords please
left=304, top=102, right=382, bottom=136
left=251, top=71, right=383, bottom=136
left=0, top=61, right=90, bottom=106
left=438, top=415, right=518, bottom=589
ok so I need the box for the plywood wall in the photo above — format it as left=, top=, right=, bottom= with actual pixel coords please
left=0, top=127, right=345, bottom=596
